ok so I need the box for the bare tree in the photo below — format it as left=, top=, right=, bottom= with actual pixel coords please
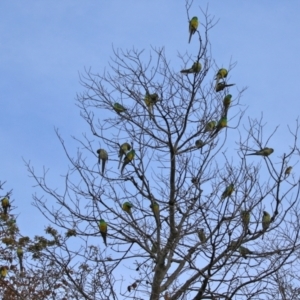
left=26, top=2, right=300, bottom=300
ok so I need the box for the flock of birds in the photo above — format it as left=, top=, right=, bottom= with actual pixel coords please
left=184, top=17, right=285, bottom=256
left=88, top=17, right=291, bottom=255
left=0, top=16, right=293, bottom=291
left=184, top=17, right=294, bottom=257
left=96, top=140, right=139, bottom=246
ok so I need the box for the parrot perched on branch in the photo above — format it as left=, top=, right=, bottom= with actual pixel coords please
left=239, top=246, right=253, bottom=259
left=96, top=149, right=108, bottom=175
left=99, top=219, right=107, bottom=246
left=215, top=68, right=228, bottom=85
left=180, top=61, right=202, bottom=74
left=198, top=229, right=206, bottom=244
left=113, top=103, right=127, bottom=114
left=221, top=183, right=234, bottom=200
left=285, top=166, right=292, bottom=177
left=150, top=202, right=161, bottom=228
left=188, top=16, right=199, bottom=43
left=118, top=143, right=131, bottom=169
left=241, top=210, right=250, bottom=233
left=121, top=149, right=135, bottom=174
left=1, top=197, right=10, bottom=215
left=122, top=202, right=133, bottom=215
left=144, top=91, right=159, bottom=120
left=204, top=120, right=216, bottom=133
left=17, top=247, right=23, bottom=272
left=262, top=211, right=271, bottom=239
left=210, top=116, right=227, bottom=137
left=195, top=139, right=204, bottom=149
left=245, top=148, right=274, bottom=157
left=223, top=94, right=232, bottom=115
left=215, top=82, right=235, bottom=92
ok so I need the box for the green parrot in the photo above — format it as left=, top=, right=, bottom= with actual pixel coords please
left=118, top=143, right=131, bottom=169
left=204, top=120, right=216, bottom=133
left=215, top=82, right=235, bottom=92
left=17, top=246, right=23, bottom=272
left=262, top=211, right=271, bottom=238
left=150, top=202, right=161, bottom=228
left=144, top=91, right=159, bottom=120
left=221, top=183, right=234, bottom=200
left=198, top=228, right=206, bottom=244
left=285, top=166, right=292, bottom=177
left=180, top=61, right=202, bottom=74
left=188, top=16, right=199, bottom=43
left=0, top=266, right=7, bottom=278
left=98, top=219, right=107, bottom=246
left=245, top=148, right=274, bottom=157
left=210, top=116, right=227, bottom=137
left=96, top=149, right=108, bottom=175
left=122, top=202, right=133, bottom=215
left=113, top=103, right=127, bottom=114
left=121, top=149, right=135, bottom=174
left=195, top=139, right=204, bottom=149
left=241, top=210, right=250, bottom=233
left=1, top=197, right=10, bottom=215
left=223, top=94, right=232, bottom=115
left=239, top=246, right=253, bottom=259
left=215, top=68, right=228, bottom=85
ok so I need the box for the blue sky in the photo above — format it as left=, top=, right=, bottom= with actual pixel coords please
left=1, top=0, right=300, bottom=241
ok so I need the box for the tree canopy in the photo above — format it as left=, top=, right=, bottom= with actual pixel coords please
left=2, top=2, right=300, bottom=300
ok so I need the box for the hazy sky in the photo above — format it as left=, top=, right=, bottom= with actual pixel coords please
left=1, top=1, right=300, bottom=240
